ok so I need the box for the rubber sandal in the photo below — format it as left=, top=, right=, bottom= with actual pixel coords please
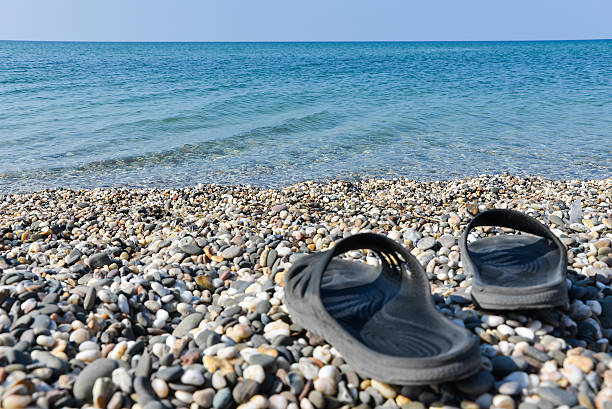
left=460, top=209, right=569, bottom=310
left=284, top=233, right=481, bottom=385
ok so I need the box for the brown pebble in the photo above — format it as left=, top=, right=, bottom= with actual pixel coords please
left=102, top=343, right=115, bottom=357
left=299, top=380, right=312, bottom=401
left=107, top=391, right=124, bottom=409
left=2, top=394, right=32, bottom=409
left=565, top=355, right=594, bottom=373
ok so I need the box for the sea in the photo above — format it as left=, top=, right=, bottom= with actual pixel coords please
left=0, top=40, right=611, bottom=192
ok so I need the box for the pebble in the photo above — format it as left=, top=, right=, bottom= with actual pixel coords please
left=213, top=387, right=234, bottom=409
left=172, top=312, right=204, bottom=337
left=88, top=252, right=112, bottom=269
left=233, top=379, right=260, bottom=403
left=151, top=378, right=169, bottom=398
left=73, top=358, right=118, bottom=401
left=181, top=368, right=205, bottom=385
left=244, top=364, right=266, bottom=384
left=492, top=394, right=515, bottom=409
left=456, top=371, right=495, bottom=396
left=538, top=386, right=578, bottom=406
left=313, top=377, right=337, bottom=396
left=0, top=176, right=611, bottom=409
left=371, top=379, right=396, bottom=399
left=417, top=236, right=436, bottom=250
left=194, top=389, right=216, bottom=408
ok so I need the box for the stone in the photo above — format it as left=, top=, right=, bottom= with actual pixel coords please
left=233, top=379, right=260, bottom=403
left=492, top=356, right=521, bottom=377
left=371, top=379, right=396, bottom=399
left=74, top=359, right=118, bottom=401
left=438, top=234, right=456, bottom=248
left=313, top=377, right=337, bottom=396
left=155, top=366, right=184, bottom=382
left=2, top=395, right=33, bottom=409
left=133, top=376, right=157, bottom=406
left=136, top=351, right=152, bottom=377
left=498, top=381, right=521, bottom=395
left=151, top=378, right=169, bottom=399
left=172, top=312, right=204, bottom=337
left=287, top=372, right=305, bottom=395
left=6, top=348, right=31, bottom=365
left=244, top=364, right=266, bottom=384
left=538, top=386, right=579, bottom=406
left=523, top=346, right=550, bottom=362
left=222, top=245, right=244, bottom=259
left=32, top=350, right=68, bottom=374
left=247, top=353, right=277, bottom=369
left=84, top=286, right=97, bottom=311
left=92, top=377, right=114, bottom=409
left=456, top=371, right=495, bottom=396
left=417, top=236, right=436, bottom=250
left=179, top=236, right=203, bottom=255
left=65, top=248, right=83, bottom=266
left=213, top=388, right=234, bottom=409
left=181, top=369, right=205, bottom=385
left=88, top=252, right=112, bottom=269
left=196, top=329, right=222, bottom=348
left=194, top=389, right=215, bottom=408
left=111, top=367, right=133, bottom=393
left=492, top=394, right=515, bottom=409
left=564, top=355, right=594, bottom=373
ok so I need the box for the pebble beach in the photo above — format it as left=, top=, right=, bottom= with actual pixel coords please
left=1, top=174, right=612, bottom=409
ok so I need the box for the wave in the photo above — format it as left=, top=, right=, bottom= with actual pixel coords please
left=0, top=110, right=344, bottom=178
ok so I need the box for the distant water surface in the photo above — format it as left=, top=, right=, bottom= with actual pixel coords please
left=0, top=40, right=610, bottom=192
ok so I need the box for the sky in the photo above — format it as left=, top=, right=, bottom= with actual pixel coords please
left=2, top=0, right=612, bottom=42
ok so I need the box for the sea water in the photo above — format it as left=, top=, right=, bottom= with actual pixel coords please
left=0, top=40, right=610, bottom=192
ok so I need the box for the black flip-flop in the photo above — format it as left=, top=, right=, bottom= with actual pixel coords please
left=460, top=209, right=568, bottom=310
left=284, top=233, right=481, bottom=385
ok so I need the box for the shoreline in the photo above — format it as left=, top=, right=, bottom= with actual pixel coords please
left=1, top=174, right=612, bottom=408
left=1, top=172, right=611, bottom=196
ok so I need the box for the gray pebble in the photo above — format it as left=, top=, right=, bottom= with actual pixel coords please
left=74, top=358, right=118, bottom=401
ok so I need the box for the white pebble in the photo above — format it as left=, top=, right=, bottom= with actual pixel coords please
left=244, top=364, right=266, bottom=384
left=36, top=335, right=55, bottom=348
left=269, top=394, right=288, bottom=409
left=497, top=324, right=515, bottom=336
left=75, top=349, right=101, bottom=362
left=298, top=358, right=320, bottom=380
left=492, top=394, right=515, bottom=409
left=217, top=346, right=238, bottom=359
left=483, top=314, right=505, bottom=327
left=156, top=309, right=169, bottom=321
left=312, top=346, right=331, bottom=363
left=318, top=365, right=339, bottom=380
left=181, top=369, right=205, bottom=386
left=313, top=377, right=337, bottom=396
left=212, top=371, right=227, bottom=389
left=118, top=294, right=130, bottom=314
left=515, top=327, right=535, bottom=340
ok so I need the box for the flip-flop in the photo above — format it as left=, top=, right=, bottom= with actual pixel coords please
left=284, top=233, right=481, bottom=385
left=460, top=209, right=568, bottom=310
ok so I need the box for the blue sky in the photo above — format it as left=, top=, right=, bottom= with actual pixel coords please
left=2, top=0, right=611, bottom=42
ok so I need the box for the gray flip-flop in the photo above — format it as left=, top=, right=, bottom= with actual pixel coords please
left=284, top=233, right=481, bottom=385
left=460, top=209, right=568, bottom=310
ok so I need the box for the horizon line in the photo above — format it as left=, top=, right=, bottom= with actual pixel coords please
left=1, top=38, right=611, bottom=44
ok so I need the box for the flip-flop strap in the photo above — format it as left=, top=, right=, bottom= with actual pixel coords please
left=308, top=233, right=428, bottom=293
left=460, top=209, right=566, bottom=265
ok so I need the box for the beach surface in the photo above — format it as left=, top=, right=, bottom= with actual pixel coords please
left=1, top=175, right=612, bottom=409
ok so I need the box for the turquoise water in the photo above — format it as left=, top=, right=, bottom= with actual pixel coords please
left=0, top=41, right=611, bottom=191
